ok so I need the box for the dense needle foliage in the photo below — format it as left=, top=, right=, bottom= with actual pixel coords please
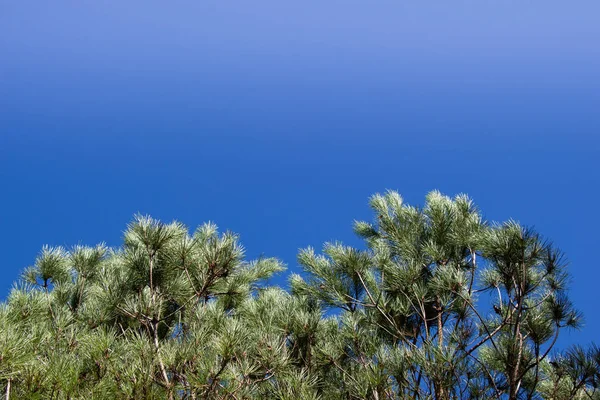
left=1, top=191, right=598, bottom=399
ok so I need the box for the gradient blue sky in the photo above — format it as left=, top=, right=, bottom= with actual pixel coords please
left=1, top=1, right=599, bottom=346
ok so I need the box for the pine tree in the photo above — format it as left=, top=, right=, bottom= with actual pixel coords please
left=0, top=192, right=598, bottom=399
left=291, top=190, right=598, bottom=399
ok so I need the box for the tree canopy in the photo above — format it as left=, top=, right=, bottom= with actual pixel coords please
left=1, top=191, right=598, bottom=399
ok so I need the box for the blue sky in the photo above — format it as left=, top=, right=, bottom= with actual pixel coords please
left=1, top=1, right=599, bottom=346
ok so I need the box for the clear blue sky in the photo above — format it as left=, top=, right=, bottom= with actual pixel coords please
left=1, top=1, right=598, bottom=347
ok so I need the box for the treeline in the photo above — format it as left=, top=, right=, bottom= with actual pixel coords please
left=0, top=191, right=598, bottom=399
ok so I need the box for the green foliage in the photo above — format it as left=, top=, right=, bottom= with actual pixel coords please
left=0, top=193, right=597, bottom=400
